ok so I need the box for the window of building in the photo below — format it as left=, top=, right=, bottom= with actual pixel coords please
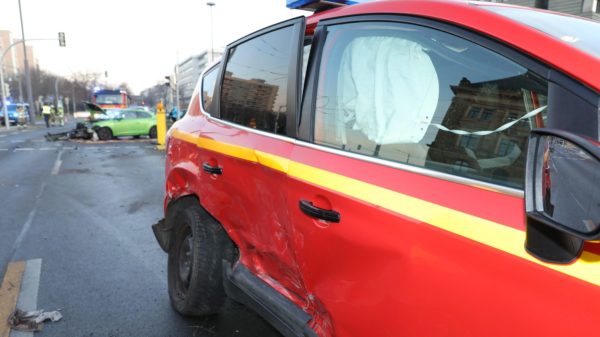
left=220, top=26, right=295, bottom=136
left=201, top=65, right=219, bottom=113
left=313, top=21, right=549, bottom=189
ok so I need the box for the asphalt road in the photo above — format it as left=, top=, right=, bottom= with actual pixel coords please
left=0, top=122, right=283, bottom=337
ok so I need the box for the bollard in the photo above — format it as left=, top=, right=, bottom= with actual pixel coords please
left=156, top=101, right=167, bottom=150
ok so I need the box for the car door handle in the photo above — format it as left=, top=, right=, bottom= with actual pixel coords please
left=202, top=162, right=222, bottom=175
left=299, top=200, right=340, bottom=223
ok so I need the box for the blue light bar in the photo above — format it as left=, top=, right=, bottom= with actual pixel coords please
left=287, top=0, right=368, bottom=11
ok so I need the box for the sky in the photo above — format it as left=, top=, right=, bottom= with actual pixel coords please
left=0, top=0, right=307, bottom=94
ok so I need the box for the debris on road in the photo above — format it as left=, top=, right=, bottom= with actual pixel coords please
left=45, top=122, right=94, bottom=141
left=8, top=308, right=63, bottom=332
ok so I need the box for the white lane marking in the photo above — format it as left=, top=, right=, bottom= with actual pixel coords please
left=62, top=146, right=75, bottom=150
left=9, top=183, right=46, bottom=261
left=14, top=148, right=34, bottom=151
left=10, top=140, right=24, bottom=143
left=11, top=259, right=42, bottom=337
left=0, top=148, right=8, bottom=151
left=51, top=150, right=63, bottom=175
left=0, top=134, right=6, bottom=138
left=39, top=148, right=56, bottom=151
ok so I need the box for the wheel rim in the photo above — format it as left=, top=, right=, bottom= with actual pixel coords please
left=177, top=228, right=194, bottom=292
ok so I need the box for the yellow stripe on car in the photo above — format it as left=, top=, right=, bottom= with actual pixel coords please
left=172, top=129, right=600, bottom=287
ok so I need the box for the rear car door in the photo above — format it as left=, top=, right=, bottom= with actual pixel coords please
left=287, top=16, right=600, bottom=337
left=198, top=17, right=311, bottom=304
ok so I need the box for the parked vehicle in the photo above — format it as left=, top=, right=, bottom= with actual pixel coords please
left=1, top=103, right=29, bottom=125
left=152, top=1, right=600, bottom=336
left=92, top=109, right=157, bottom=140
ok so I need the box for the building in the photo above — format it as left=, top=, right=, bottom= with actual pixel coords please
left=0, top=30, right=18, bottom=76
left=176, top=50, right=222, bottom=109
left=480, top=0, right=600, bottom=19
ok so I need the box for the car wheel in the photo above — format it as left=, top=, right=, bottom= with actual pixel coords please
left=149, top=126, right=157, bottom=139
left=168, top=201, right=233, bottom=315
left=133, top=135, right=141, bottom=139
left=97, top=127, right=113, bottom=141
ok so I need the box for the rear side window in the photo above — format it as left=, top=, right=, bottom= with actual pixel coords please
left=313, top=22, right=549, bottom=189
left=220, top=26, right=295, bottom=136
left=201, top=65, right=219, bottom=113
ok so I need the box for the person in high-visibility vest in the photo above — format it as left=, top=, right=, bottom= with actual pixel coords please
left=42, top=105, right=52, bottom=128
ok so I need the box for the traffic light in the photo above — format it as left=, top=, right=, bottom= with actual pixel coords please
left=164, top=76, right=172, bottom=88
left=58, top=32, right=66, bottom=47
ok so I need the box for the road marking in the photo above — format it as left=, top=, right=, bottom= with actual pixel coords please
left=38, top=148, right=56, bottom=151
left=11, top=259, right=42, bottom=337
left=14, top=148, right=34, bottom=152
left=10, top=140, right=24, bottom=143
left=0, top=149, right=8, bottom=151
left=0, top=134, right=6, bottom=138
left=51, top=151, right=63, bottom=175
left=0, top=261, right=25, bottom=337
left=62, top=146, right=75, bottom=150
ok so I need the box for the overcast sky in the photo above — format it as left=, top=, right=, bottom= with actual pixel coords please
left=0, top=0, right=306, bottom=94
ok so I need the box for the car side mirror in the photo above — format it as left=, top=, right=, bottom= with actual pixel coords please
left=525, top=129, right=600, bottom=264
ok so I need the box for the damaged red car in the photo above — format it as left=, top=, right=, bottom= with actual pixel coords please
left=153, top=1, right=600, bottom=336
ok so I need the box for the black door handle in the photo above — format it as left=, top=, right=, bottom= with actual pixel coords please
left=299, top=200, right=340, bottom=223
left=202, top=162, right=222, bottom=175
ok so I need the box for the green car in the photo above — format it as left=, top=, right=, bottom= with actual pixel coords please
left=93, top=109, right=157, bottom=140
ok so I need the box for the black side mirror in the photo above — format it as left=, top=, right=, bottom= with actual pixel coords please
left=525, top=129, right=600, bottom=264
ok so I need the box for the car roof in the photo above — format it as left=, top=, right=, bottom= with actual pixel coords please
left=307, top=0, right=600, bottom=92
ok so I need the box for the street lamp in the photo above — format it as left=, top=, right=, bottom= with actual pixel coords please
left=18, top=0, right=36, bottom=125
left=207, top=1, right=215, bottom=62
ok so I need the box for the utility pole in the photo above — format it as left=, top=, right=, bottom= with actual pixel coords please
left=18, top=0, right=36, bottom=124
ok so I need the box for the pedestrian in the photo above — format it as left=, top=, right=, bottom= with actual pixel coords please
left=42, top=105, right=51, bottom=128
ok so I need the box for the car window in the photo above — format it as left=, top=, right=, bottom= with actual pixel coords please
left=135, top=111, right=151, bottom=119
left=220, top=25, right=296, bottom=136
left=201, top=65, right=219, bottom=113
left=122, top=111, right=137, bottom=119
left=313, top=22, right=549, bottom=189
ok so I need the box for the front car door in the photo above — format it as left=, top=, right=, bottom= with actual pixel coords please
left=198, top=17, right=310, bottom=305
left=287, top=15, right=600, bottom=337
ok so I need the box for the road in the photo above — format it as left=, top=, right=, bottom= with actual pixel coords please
left=0, top=123, right=283, bottom=337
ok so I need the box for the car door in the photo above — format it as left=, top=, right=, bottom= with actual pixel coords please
left=133, top=110, right=153, bottom=134
left=197, top=17, right=311, bottom=305
left=287, top=17, right=600, bottom=337
left=112, top=110, right=137, bottom=136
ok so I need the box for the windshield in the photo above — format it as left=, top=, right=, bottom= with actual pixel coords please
left=481, top=6, right=600, bottom=58
left=96, top=94, right=123, bottom=104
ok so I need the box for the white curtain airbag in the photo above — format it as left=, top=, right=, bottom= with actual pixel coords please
left=337, top=36, right=439, bottom=145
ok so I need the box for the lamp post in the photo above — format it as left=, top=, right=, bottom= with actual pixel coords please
left=207, top=1, right=215, bottom=62
left=18, top=0, right=36, bottom=124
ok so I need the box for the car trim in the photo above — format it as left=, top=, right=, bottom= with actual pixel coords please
left=170, top=128, right=600, bottom=288
left=223, top=262, right=318, bottom=337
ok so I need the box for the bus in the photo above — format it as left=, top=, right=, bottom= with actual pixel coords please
left=92, top=89, right=129, bottom=109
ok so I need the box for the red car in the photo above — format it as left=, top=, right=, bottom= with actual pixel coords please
left=153, top=1, right=600, bottom=336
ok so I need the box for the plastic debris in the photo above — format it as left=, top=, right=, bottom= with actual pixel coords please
left=7, top=308, right=63, bottom=332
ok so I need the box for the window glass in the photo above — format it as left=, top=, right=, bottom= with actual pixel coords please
left=201, top=65, right=219, bottom=112
left=135, top=111, right=151, bottom=119
left=122, top=111, right=137, bottom=119
left=221, top=26, right=295, bottom=135
left=313, top=22, right=548, bottom=189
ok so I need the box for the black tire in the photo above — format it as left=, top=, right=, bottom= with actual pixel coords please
left=97, top=127, right=112, bottom=141
left=168, top=199, right=234, bottom=315
left=149, top=126, right=157, bottom=139
left=133, top=135, right=141, bottom=139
